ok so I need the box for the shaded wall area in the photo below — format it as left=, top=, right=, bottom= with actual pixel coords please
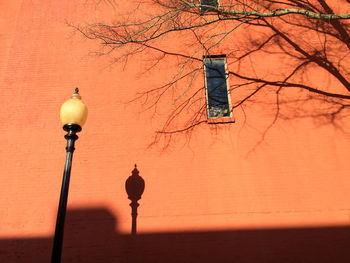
left=1, top=208, right=349, bottom=263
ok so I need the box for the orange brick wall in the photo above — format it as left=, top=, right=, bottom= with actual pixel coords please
left=1, top=1, right=350, bottom=259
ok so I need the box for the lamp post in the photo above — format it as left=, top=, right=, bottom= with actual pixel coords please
left=51, top=88, right=88, bottom=263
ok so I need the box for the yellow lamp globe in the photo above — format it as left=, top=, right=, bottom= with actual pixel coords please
left=60, top=88, right=88, bottom=127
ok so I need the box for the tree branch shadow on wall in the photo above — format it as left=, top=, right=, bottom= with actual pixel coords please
left=74, top=0, right=350, bottom=152
left=1, top=207, right=350, bottom=263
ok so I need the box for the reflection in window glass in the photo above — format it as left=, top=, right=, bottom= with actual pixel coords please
left=204, top=56, right=231, bottom=118
left=200, top=0, right=218, bottom=12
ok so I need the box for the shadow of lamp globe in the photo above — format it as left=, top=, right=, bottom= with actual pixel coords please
left=51, top=88, right=88, bottom=263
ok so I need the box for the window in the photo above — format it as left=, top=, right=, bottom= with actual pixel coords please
left=200, top=0, right=219, bottom=12
left=203, top=56, right=232, bottom=119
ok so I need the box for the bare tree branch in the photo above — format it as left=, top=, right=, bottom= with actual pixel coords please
left=74, top=0, right=350, bottom=149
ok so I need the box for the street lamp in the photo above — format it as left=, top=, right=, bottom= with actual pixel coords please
left=51, top=88, right=88, bottom=263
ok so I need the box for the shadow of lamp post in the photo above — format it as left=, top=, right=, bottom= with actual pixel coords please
left=51, top=88, right=88, bottom=263
left=125, top=164, right=145, bottom=235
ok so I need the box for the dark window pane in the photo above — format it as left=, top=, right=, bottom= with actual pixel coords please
left=204, top=58, right=231, bottom=118
left=200, top=0, right=218, bottom=12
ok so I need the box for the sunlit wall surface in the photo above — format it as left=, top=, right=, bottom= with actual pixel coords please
left=1, top=0, right=350, bottom=262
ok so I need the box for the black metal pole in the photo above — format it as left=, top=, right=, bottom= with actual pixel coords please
left=51, top=124, right=81, bottom=263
